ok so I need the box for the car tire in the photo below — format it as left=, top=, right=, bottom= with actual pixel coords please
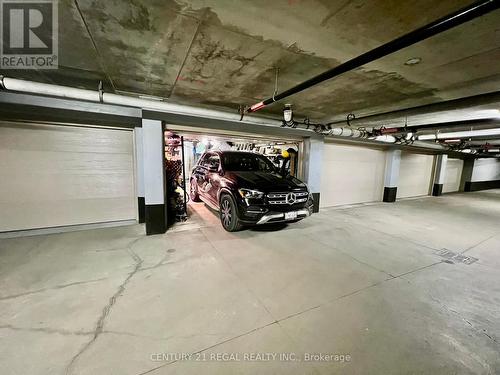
left=190, top=179, right=202, bottom=202
left=220, top=194, right=243, bottom=232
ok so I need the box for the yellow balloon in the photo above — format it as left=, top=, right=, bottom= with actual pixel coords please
left=281, top=150, right=290, bottom=158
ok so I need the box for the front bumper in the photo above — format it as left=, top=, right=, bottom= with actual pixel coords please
left=234, top=191, right=314, bottom=225
left=255, top=208, right=311, bottom=225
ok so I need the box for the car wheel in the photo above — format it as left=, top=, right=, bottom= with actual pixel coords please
left=190, top=179, right=201, bottom=202
left=220, top=194, right=243, bottom=232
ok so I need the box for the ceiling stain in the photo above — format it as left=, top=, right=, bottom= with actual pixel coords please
left=117, top=0, right=155, bottom=32
left=5, top=0, right=499, bottom=121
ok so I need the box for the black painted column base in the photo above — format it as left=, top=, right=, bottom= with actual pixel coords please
left=311, top=193, right=320, bottom=213
left=138, top=197, right=145, bottom=223
left=145, top=204, right=167, bottom=235
left=464, top=180, right=500, bottom=192
left=432, top=183, right=443, bottom=196
left=383, top=187, right=397, bottom=202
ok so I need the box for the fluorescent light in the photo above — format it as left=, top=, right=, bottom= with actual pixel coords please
left=369, top=135, right=396, bottom=143
left=418, top=128, right=500, bottom=141
left=417, top=134, right=436, bottom=140
left=487, top=148, right=500, bottom=153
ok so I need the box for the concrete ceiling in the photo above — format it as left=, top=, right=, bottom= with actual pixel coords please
left=5, top=0, right=500, bottom=122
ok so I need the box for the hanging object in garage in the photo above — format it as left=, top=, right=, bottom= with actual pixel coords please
left=164, top=131, right=188, bottom=226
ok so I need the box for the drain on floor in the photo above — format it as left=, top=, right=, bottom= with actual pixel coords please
left=434, top=249, right=478, bottom=265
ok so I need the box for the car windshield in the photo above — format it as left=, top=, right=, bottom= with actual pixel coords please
left=222, top=153, right=276, bottom=172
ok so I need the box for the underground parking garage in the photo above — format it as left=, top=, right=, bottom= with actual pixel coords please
left=1, top=0, right=500, bottom=374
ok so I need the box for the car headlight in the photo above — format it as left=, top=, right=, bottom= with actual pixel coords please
left=238, top=188, right=264, bottom=199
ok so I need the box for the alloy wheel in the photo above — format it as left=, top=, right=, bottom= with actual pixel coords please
left=221, top=199, right=232, bottom=228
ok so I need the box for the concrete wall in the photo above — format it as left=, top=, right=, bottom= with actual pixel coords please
left=443, top=158, right=464, bottom=193
left=471, top=158, right=500, bottom=182
left=320, top=143, right=385, bottom=207
left=397, top=153, right=434, bottom=198
left=0, top=122, right=136, bottom=232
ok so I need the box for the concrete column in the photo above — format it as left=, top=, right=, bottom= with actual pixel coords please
left=142, top=119, right=166, bottom=235
left=460, top=158, right=475, bottom=192
left=383, top=149, right=401, bottom=202
left=432, top=154, right=448, bottom=196
left=302, top=136, right=324, bottom=213
left=134, top=127, right=145, bottom=223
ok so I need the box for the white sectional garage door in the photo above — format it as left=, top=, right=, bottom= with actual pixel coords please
left=320, top=143, right=386, bottom=208
left=471, top=158, right=500, bottom=182
left=0, top=122, right=136, bottom=232
left=397, top=153, right=433, bottom=198
left=443, top=158, right=464, bottom=193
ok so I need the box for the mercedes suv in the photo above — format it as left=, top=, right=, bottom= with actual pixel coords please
left=189, top=151, right=313, bottom=231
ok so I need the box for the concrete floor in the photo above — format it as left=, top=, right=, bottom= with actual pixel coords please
left=1, top=190, right=499, bottom=375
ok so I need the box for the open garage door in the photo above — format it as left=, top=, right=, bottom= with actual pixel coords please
left=0, top=122, right=136, bottom=232
left=163, top=127, right=304, bottom=230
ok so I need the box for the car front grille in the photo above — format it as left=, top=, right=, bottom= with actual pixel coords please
left=267, top=191, right=309, bottom=205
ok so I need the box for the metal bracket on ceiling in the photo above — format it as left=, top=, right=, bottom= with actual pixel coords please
left=98, top=81, right=103, bottom=103
left=346, top=113, right=355, bottom=127
left=304, top=117, right=311, bottom=130
left=435, top=129, right=441, bottom=141
left=272, top=67, right=280, bottom=102
left=238, top=104, right=246, bottom=121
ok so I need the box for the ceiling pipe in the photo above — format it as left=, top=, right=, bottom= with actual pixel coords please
left=1, top=77, right=281, bottom=128
left=374, top=120, right=500, bottom=139
left=418, top=128, right=500, bottom=140
left=408, top=118, right=500, bottom=133
left=246, top=0, right=500, bottom=113
left=329, top=93, right=500, bottom=129
left=0, top=77, right=376, bottom=142
left=0, top=78, right=469, bottom=154
left=411, top=141, right=447, bottom=151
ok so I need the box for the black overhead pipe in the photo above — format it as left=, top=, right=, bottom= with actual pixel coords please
left=246, top=0, right=500, bottom=113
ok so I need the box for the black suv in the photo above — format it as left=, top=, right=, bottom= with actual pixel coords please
left=190, top=151, right=313, bottom=231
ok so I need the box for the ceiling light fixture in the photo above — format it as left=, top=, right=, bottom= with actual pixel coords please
left=418, top=134, right=437, bottom=141
left=404, top=57, right=422, bottom=66
left=283, top=104, right=294, bottom=126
